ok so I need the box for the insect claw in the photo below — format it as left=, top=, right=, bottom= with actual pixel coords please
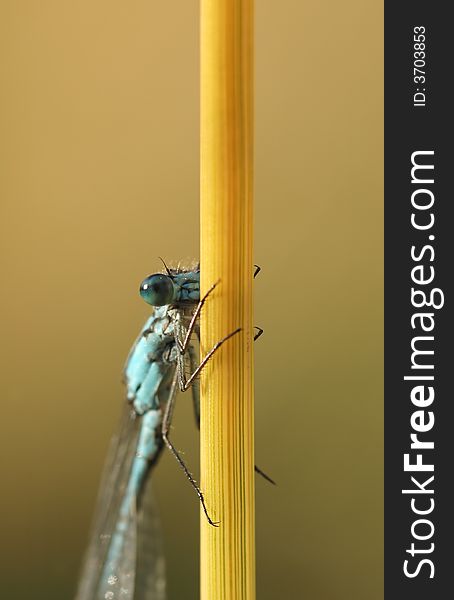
left=254, top=326, right=264, bottom=341
left=208, top=519, right=221, bottom=528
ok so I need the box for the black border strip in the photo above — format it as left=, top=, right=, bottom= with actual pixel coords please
left=385, top=3, right=452, bottom=598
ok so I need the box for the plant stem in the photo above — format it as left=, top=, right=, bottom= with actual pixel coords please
left=200, top=0, right=255, bottom=598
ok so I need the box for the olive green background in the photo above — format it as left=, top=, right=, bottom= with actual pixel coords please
left=0, top=1, right=383, bottom=599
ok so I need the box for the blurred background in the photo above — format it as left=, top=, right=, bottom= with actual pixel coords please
left=0, top=1, right=383, bottom=598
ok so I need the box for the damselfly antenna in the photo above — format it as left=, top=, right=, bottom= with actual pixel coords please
left=158, top=256, right=172, bottom=276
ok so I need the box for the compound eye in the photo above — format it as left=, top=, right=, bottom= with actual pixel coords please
left=139, top=274, right=175, bottom=306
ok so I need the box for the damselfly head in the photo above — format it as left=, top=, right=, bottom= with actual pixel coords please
left=140, top=273, right=175, bottom=306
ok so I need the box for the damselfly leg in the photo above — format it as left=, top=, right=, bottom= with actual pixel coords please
left=161, top=370, right=219, bottom=527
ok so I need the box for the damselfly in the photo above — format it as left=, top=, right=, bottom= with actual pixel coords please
left=75, top=262, right=268, bottom=600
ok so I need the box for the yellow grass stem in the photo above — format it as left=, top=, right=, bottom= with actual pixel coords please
left=200, top=1, right=255, bottom=599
